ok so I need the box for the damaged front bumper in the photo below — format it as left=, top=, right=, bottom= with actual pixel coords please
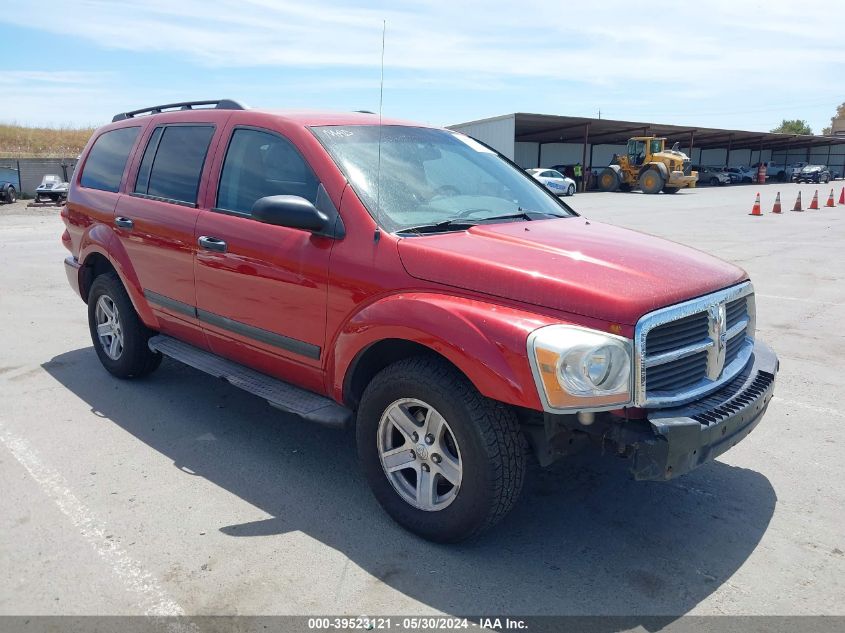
left=629, top=341, right=778, bottom=480
left=535, top=341, right=778, bottom=480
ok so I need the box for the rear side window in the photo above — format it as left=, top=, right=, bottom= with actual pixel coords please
left=134, top=125, right=214, bottom=205
left=216, top=128, right=318, bottom=215
left=80, top=127, right=141, bottom=192
left=134, top=127, right=163, bottom=195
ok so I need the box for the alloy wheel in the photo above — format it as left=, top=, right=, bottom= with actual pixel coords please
left=377, top=398, right=463, bottom=511
left=95, top=294, right=124, bottom=360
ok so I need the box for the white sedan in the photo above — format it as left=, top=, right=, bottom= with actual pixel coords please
left=526, top=168, right=576, bottom=196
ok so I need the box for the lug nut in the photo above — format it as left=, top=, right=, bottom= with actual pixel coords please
left=409, top=450, right=417, bottom=460
left=412, top=432, right=419, bottom=442
left=431, top=453, right=442, bottom=464
left=425, top=433, right=434, bottom=445
left=421, top=463, right=430, bottom=472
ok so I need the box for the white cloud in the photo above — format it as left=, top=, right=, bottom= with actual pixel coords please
left=1, top=0, right=842, bottom=129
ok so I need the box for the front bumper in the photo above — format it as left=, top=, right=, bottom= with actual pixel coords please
left=627, top=341, right=778, bottom=480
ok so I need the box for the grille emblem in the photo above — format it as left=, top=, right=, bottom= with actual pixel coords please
left=706, top=302, right=727, bottom=380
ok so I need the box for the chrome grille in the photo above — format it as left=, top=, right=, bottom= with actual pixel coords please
left=726, top=296, right=747, bottom=329
left=635, top=283, right=756, bottom=407
left=645, top=312, right=709, bottom=355
left=646, top=350, right=707, bottom=392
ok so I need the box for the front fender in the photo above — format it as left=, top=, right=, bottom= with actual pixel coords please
left=329, top=293, right=561, bottom=410
left=641, top=163, right=669, bottom=180
left=78, top=224, right=158, bottom=328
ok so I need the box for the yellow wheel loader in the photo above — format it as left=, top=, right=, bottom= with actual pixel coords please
left=598, top=137, right=698, bottom=194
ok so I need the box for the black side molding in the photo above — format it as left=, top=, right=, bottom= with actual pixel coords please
left=144, top=290, right=321, bottom=360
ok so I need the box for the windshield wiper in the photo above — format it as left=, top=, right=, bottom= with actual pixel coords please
left=473, top=209, right=563, bottom=223
left=395, top=219, right=479, bottom=235
left=396, top=209, right=564, bottom=236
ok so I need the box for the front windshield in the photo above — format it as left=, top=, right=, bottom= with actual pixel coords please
left=312, top=125, right=573, bottom=232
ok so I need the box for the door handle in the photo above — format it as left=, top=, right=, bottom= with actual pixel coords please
left=114, top=216, right=134, bottom=230
left=198, top=235, right=227, bottom=253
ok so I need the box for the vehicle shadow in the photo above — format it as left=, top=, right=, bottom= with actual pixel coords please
left=43, top=348, right=776, bottom=626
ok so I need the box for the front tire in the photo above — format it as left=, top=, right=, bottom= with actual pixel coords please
left=567, top=183, right=576, bottom=196
left=598, top=168, right=620, bottom=192
left=4, top=186, right=16, bottom=204
left=640, top=169, right=665, bottom=194
left=87, top=272, right=161, bottom=378
left=357, top=356, right=525, bottom=542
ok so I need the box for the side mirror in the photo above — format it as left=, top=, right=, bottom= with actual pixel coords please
left=251, top=195, right=329, bottom=233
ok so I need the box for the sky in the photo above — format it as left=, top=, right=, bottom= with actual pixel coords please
left=0, top=0, right=842, bottom=133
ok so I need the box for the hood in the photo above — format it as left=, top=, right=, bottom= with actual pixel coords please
left=397, top=218, right=747, bottom=326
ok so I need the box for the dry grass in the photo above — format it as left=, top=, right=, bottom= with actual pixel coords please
left=0, top=123, right=95, bottom=158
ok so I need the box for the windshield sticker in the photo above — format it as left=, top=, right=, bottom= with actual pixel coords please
left=320, top=128, right=355, bottom=138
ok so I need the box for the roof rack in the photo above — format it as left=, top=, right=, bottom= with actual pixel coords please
left=112, top=99, right=246, bottom=122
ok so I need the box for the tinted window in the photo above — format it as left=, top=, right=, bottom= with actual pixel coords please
left=139, top=125, right=214, bottom=204
left=134, top=126, right=163, bottom=195
left=217, top=128, right=319, bottom=215
left=80, top=127, right=141, bottom=192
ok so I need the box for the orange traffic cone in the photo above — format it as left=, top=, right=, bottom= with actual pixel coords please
left=809, top=190, right=819, bottom=209
left=826, top=189, right=836, bottom=207
left=772, top=192, right=782, bottom=214
left=839, top=187, right=845, bottom=205
left=750, top=192, right=762, bottom=216
left=792, top=191, right=803, bottom=212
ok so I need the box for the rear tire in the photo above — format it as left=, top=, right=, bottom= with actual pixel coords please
left=87, top=272, right=162, bottom=378
left=356, top=356, right=525, bottom=542
left=640, top=169, right=665, bottom=194
left=598, top=168, right=619, bottom=192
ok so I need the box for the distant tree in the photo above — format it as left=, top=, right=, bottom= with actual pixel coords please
left=770, top=119, right=813, bottom=135
left=821, top=101, right=845, bottom=136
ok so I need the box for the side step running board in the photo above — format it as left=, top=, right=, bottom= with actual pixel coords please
left=148, top=335, right=352, bottom=429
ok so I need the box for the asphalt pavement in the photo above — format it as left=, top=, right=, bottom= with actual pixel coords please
left=1, top=183, right=843, bottom=621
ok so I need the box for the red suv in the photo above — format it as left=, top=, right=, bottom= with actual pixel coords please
left=61, top=100, right=778, bottom=542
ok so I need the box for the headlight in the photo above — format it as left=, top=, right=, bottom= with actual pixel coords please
left=527, top=325, right=633, bottom=411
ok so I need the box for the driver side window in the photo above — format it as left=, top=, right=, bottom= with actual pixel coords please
left=216, top=128, right=319, bottom=216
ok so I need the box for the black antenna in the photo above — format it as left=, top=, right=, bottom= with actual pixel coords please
left=374, top=19, right=386, bottom=242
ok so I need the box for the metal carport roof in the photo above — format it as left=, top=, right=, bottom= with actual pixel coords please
left=509, top=113, right=845, bottom=151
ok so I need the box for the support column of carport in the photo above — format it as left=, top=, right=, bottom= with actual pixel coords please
left=689, top=131, right=695, bottom=164
left=580, top=123, right=590, bottom=192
